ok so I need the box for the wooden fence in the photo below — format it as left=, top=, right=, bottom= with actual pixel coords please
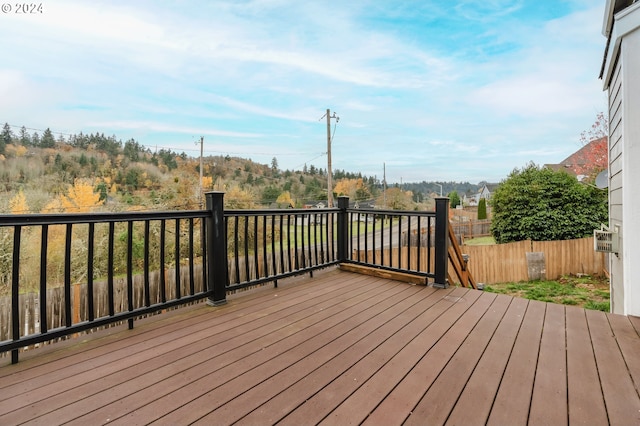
left=353, top=236, right=605, bottom=286
left=459, top=237, right=605, bottom=285
left=450, top=219, right=492, bottom=240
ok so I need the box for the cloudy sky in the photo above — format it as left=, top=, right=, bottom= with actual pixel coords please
left=1, top=0, right=607, bottom=184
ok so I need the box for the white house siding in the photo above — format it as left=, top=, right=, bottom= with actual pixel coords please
left=603, top=2, right=640, bottom=315
left=608, top=56, right=624, bottom=313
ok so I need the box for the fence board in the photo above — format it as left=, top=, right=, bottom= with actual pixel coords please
left=464, top=237, right=604, bottom=285
left=353, top=237, right=604, bottom=286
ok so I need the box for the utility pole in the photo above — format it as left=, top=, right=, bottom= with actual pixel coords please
left=435, top=183, right=443, bottom=197
left=197, top=136, right=204, bottom=208
left=383, top=162, right=387, bottom=208
left=323, top=108, right=339, bottom=207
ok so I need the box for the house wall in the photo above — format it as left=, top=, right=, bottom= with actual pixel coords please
left=604, top=2, right=640, bottom=315
left=608, top=55, right=624, bottom=313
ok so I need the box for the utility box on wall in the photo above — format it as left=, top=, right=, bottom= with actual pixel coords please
left=594, top=224, right=619, bottom=254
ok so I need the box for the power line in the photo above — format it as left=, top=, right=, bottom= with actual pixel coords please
left=2, top=123, right=324, bottom=158
left=3, top=123, right=75, bottom=137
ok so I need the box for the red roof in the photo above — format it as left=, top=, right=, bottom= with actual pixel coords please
left=557, top=136, right=608, bottom=178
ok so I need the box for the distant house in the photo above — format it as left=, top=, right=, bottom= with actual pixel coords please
left=600, top=0, right=640, bottom=315
left=269, top=202, right=294, bottom=209
left=464, top=183, right=498, bottom=206
left=545, top=136, right=608, bottom=181
left=303, top=201, right=326, bottom=209
left=351, top=199, right=376, bottom=209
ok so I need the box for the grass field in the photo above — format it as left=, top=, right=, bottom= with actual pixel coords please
left=463, top=236, right=496, bottom=245
left=484, top=274, right=610, bottom=312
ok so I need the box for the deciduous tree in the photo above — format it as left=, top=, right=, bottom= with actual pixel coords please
left=491, top=163, right=607, bottom=243
left=377, top=187, right=414, bottom=210
left=334, top=178, right=371, bottom=201
left=276, top=191, right=293, bottom=207
left=59, top=179, right=105, bottom=213
left=580, top=112, right=608, bottom=145
left=9, top=190, right=29, bottom=214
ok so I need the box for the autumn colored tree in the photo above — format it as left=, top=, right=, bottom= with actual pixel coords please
left=276, top=191, right=294, bottom=207
left=201, top=176, right=213, bottom=190
left=580, top=112, right=608, bottom=145
left=225, top=185, right=257, bottom=209
left=59, top=179, right=105, bottom=213
left=377, top=187, right=414, bottom=210
left=9, top=190, right=30, bottom=214
left=334, top=178, right=371, bottom=201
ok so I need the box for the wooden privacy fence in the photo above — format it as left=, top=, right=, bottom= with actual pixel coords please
left=353, top=236, right=605, bottom=286
left=460, top=237, right=605, bottom=285
left=450, top=219, right=492, bottom=240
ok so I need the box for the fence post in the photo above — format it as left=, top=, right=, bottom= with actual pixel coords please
left=206, top=192, right=228, bottom=306
left=337, top=196, right=349, bottom=263
left=433, top=197, right=450, bottom=288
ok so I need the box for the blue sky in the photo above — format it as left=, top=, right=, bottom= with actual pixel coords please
left=1, top=0, right=607, bottom=184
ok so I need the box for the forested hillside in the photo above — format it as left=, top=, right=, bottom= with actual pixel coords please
left=1, top=123, right=480, bottom=213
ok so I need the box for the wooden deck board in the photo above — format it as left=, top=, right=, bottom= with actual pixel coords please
left=67, top=274, right=403, bottom=425
left=444, top=296, right=529, bottom=426
left=565, top=306, right=609, bottom=425
left=586, top=309, right=640, bottom=424
left=529, top=302, right=568, bottom=425
left=234, top=286, right=448, bottom=426
left=486, top=299, right=546, bottom=426
left=283, top=287, right=481, bottom=426
left=405, top=293, right=514, bottom=425
left=1, top=267, right=640, bottom=425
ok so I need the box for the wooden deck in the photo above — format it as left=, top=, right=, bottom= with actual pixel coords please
left=2, top=267, right=640, bottom=425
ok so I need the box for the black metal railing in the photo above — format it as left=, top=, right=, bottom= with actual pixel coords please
left=0, top=209, right=211, bottom=364
left=0, top=192, right=449, bottom=363
left=342, top=196, right=449, bottom=284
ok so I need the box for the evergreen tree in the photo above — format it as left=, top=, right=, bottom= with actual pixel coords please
left=1, top=122, right=12, bottom=153
left=448, top=191, right=460, bottom=208
left=477, top=198, right=487, bottom=220
left=19, top=126, right=31, bottom=146
left=41, top=128, right=56, bottom=148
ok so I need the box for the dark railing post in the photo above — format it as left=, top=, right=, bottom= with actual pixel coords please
left=433, top=197, right=450, bottom=288
left=337, top=196, right=349, bottom=263
left=206, top=191, right=228, bottom=306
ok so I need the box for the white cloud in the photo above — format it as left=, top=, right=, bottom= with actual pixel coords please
left=0, top=0, right=610, bottom=184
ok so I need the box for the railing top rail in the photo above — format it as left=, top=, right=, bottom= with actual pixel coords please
left=346, top=208, right=436, bottom=217
left=224, top=208, right=340, bottom=216
left=0, top=209, right=208, bottom=226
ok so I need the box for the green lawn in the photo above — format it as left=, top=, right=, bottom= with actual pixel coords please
left=463, top=236, right=496, bottom=245
left=484, top=275, right=610, bottom=312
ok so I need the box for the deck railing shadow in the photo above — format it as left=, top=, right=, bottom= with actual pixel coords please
left=0, top=193, right=450, bottom=363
